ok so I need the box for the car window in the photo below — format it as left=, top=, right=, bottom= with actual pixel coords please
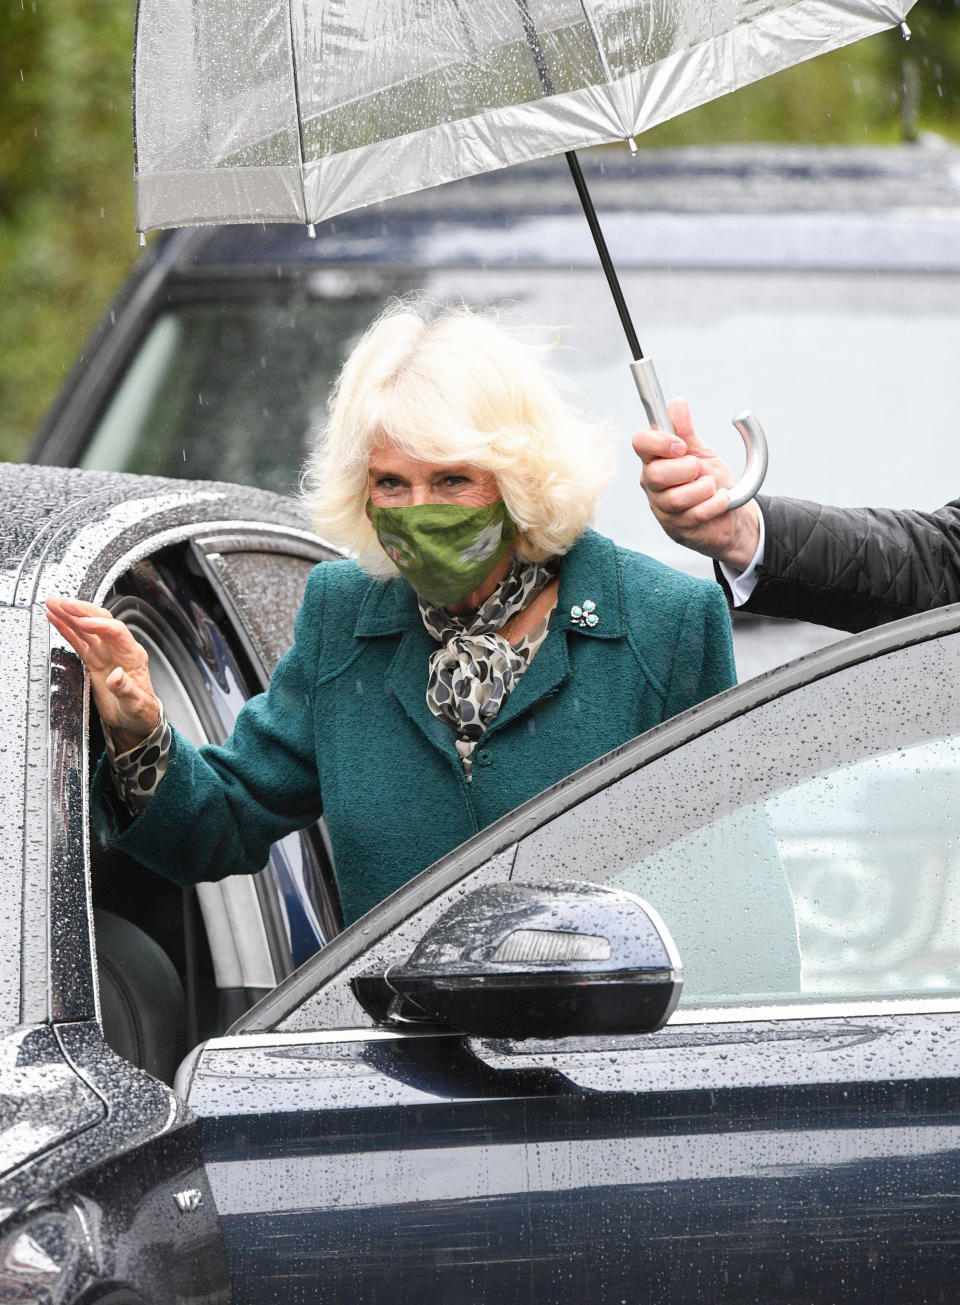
left=78, top=296, right=386, bottom=492
left=191, top=538, right=343, bottom=944
left=263, top=624, right=960, bottom=1036
left=765, top=738, right=960, bottom=997
left=511, top=629, right=960, bottom=1014
left=200, top=546, right=319, bottom=674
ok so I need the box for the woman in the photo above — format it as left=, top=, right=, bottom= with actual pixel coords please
left=46, top=304, right=735, bottom=926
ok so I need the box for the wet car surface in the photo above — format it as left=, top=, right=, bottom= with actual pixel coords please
left=28, top=142, right=960, bottom=680
left=4, top=461, right=960, bottom=1302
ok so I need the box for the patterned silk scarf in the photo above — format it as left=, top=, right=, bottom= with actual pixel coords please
left=418, top=557, right=557, bottom=778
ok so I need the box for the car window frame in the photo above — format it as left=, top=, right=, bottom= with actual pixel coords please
left=188, top=527, right=341, bottom=691
left=68, top=516, right=333, bottom=1024
left=234, top=598, right=960, bottom=1036
left=189, top=528, right=345, bottom=947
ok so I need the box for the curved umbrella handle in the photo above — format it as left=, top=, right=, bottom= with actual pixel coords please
left=727, top=411, right=769, bottom=510
left=630, top=358, right=769, bottom=512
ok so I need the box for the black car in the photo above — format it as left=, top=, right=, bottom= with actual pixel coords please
left=28, top=143, right=960, bottom=679
left=4, top=460, right=960, bottom=1303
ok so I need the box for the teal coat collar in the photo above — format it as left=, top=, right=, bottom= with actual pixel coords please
left=353, top=530, right=625, bottom=755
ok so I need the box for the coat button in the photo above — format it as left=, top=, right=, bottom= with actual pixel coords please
left=474, top=749, right=493, bottom=768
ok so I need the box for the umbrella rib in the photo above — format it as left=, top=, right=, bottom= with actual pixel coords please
left=284, top=0, right=311, bottom=228
left=514, top=0, right=556, bottom=95
left=512, top=0, right=643, bottom=362
left=577, top=0, right=638, bottom=150
left=576, top=0, right=614, bottom=85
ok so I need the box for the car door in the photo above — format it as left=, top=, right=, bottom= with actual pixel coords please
left=0, top=592, right=232, bottom=1305
left=3, top=470, right=340, bottom=1304
left=180, top=603, right=960, bottom=1305
left=91, top=527, right=343, bottom=1052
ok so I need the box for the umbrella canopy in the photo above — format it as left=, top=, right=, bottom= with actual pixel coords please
left=134, top=0, right=917, bottom=234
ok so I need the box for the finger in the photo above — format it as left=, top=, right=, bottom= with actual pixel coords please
left=103, top=668, right=161, bottom=726
left=666, top=398, right=716, bottom=458
left=642, top=454, right=705, bottom=493
left=631, top=428, right=687, bottom=463
left=49, top=612, right=143, bottom=676
left=657, top=474, right=719, bottom=516
left=684, top=486, right=731, bottom=525
left=46, top=597, right=119, bottom=645
left=67, top=614, right=145, bottom=655
left=45, top=595, right=87, bottom=628
left=666, top=398, right=693, bottom=441
left=47, top=595, right=113, bottom=620
left=45, top=607, right=92, bottom=657
left=103, top=665, right=150, bottom=709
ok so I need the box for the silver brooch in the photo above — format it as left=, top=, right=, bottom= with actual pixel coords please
left=570, top=599, right=599, bottom=628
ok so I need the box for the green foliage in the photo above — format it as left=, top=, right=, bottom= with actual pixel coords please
left=904, top=0, right=960, bottom=136
left=641, top=24, right=952, bottom=148
left=1, top=5, right=958, bottom=463
left=0, top=0, right=136, bottom=463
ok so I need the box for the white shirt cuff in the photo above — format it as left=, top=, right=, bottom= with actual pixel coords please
left=718, top=506, right=765, bottom=607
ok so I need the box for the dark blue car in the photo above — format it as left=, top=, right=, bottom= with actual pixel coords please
left=3, top=461, right=960, bottom=1303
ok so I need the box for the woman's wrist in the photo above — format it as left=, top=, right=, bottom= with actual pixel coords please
left=104, top=703, right=171, bottom=818
left=108, top=699, right=163, bottom=756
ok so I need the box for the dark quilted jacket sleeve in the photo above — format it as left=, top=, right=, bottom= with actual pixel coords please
left=733, top=494, right=960, bottom=632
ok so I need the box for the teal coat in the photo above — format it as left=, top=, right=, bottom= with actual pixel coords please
left=94, top=530, right=735, bottom=924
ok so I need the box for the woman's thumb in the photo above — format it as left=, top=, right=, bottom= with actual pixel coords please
left=106, top=666, right=131, bottom=697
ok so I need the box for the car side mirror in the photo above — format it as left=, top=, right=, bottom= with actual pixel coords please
left=351, top=881, right=682, bottom=1040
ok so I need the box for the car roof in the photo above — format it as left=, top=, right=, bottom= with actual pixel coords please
left=0, top=462, right=317, bottom=609
left=31, top=142, right=960, bottom=474
left=154, top=143, right=960, bottom=274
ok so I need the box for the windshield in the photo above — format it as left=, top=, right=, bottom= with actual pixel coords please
left=79, top=266, right=960, bottom=572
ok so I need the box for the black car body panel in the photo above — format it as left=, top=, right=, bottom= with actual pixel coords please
left=6, top=463, right=960, bottom=1301
left=186, top=1017, right=960, bottom=1304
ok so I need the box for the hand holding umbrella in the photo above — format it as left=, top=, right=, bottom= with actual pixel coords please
left=632, top=399, right=762, bottom=566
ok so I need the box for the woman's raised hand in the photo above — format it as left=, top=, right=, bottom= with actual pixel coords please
left=45, top=596, right=162, bottom=750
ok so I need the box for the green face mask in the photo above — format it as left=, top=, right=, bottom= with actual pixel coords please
left=369, top=500, right=517, bottom=606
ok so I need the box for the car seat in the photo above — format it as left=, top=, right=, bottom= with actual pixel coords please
left=94, top=908, right=188, bottom=1086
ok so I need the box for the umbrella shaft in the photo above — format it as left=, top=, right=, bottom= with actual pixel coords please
left=564, top=151, right=643, bottom=362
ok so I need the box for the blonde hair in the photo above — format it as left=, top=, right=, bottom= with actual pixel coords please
left=302, top=300, right=616, bottom=577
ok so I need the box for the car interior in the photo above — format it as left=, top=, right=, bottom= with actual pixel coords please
left=86, top=539, right=342, bottom=1085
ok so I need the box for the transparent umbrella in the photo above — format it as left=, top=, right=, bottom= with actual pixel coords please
left=134, top=0, right=917, bottom=505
